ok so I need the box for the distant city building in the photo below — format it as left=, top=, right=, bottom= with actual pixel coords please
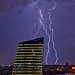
left=0, top=65, right=12, bottom=75
left=43, top=65, right=75, bottom=75
left=12, top=37, right=44, bottom=75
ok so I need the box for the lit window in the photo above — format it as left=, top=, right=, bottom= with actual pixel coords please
left=72, top=67, right=75, bottom=70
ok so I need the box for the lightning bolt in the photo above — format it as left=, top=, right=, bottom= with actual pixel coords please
left=33, top=9, right=43, bottom=39
left=32, top=3, right=58, bottom=65
left=33, top=24, right=42, bottom=39
left=47, top=3, right=58, bottom=65
left=38, top=9, right=51, bottom=65
left=31, top=23, right=37, bottom=38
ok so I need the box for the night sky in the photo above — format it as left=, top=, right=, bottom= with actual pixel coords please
left=0, top=0, right=74, bottom=66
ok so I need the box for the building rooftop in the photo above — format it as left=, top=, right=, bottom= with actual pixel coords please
left=18, top=37, right=44, bottom=44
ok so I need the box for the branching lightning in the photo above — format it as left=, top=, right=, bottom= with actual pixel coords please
left=32, top=3, right=58, bottom=65
left=33, top=9, right=43, bottom=39
left=33, top=23, right=42, bottom=39
left=31, top=23, right=37, bottom=38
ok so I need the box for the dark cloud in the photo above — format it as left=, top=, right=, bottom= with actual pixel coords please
left=23, top=0, right=38, bottom=6
left=55, top=0, right=74, bottom=3
left=45, top=0, right=74, bottom=3
left=0, top=0, right=39, bottom=16
left=0, top=0, right=74, bottom=13
left=0, top=0, right=39, bottom=13
left=0, top=0, right=22, bottom=12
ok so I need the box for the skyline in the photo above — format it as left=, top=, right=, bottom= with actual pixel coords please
left=0, top=0, right=74, bottom=66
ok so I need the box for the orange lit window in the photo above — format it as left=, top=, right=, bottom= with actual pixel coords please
left=72, top=67, right=75, bottom=70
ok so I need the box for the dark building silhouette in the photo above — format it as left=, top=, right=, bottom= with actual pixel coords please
left=43, top=65, right=75, bottom=75
left=12, top=37, right=44, bottom=75
left=0, top=65, right=12, bottom=75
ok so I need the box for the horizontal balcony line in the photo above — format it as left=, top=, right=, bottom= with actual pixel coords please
left=18, top=47, right=43, bottom=48
left=13, top=66, right=42, bottom=69
left=18, top=44, right=43, bottom=45
left=15, top=56, right=43, bottom=58
left=17, top=48, right=42, bottom=50
left=17, top=51, right=43, bottom=54
left=16, top=55, right=43, bottom=57
left=15, top=60, right=42, bottom=61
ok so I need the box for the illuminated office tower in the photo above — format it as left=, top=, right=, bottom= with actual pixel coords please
left=12, top=37, right=44, bottom=75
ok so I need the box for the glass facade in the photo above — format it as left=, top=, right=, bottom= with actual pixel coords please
left=12, top=37, right=44, bottom=75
